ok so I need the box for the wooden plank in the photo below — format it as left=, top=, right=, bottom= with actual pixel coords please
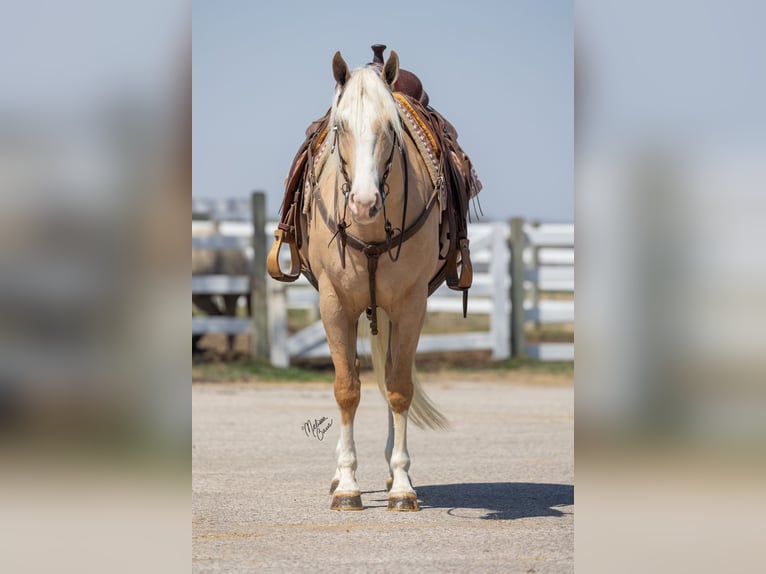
left=192, top=197, right=252, bottom=220
left=430, top=282, right=497, bottom=299
left=192, top=275, right=250, bottom=294
left=461, top=224, right=495, bottom=251
left=534, top=280, right=574, bottom=292
left=526, top=343, right=574, bottom=361
left=292, top=332, right=496, bottom=360
left=525, top=266, right=575, bottom=291
left=291, top=332, right=492, bottom=359
left=286, top=320, right=328, bottom=357
left=417, top=332, right=493, bottom=353
left=427, top=298, right=493, bottom=314
left=192, top=220, right=213, bottom=233
left=192, top=317, right=250, bottom=335
left=219, top=221, right=253, bottom=237
left=524, top=247, right=574, bottom=266
left=288, top=328, right=496, bottom=360
left=524, top=224, right=574, bottom=247
left=192, top=235, right=251, bottom=250
left=525, top=300, right=575, bottom=323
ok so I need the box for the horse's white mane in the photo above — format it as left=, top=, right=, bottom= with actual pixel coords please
left=330, top=66, right=403, bottom=142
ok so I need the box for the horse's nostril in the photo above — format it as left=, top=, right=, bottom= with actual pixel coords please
left=368, top=205, right=379, bottom=217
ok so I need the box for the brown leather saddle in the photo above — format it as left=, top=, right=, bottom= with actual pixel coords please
left=268, top=45, right=481, bottom=316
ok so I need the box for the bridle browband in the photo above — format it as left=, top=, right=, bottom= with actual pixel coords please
left=317, top=113, right=438, bottom=335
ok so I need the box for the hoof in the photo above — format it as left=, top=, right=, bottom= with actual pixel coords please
left=329, top=478, right=340, bottom=494
left=331, top=492, right=364, bottom=511
left=385, top=476, right=393, bottom=492
left=388, top=493, right=420, bottom=511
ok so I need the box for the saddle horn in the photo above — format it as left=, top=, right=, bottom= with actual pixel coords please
left=370, top=44, right=386, bottom=65
left=368, top=44, right=429, bottom=106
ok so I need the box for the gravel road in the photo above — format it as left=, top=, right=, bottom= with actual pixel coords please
left=193, top=378, right=573, bottom=573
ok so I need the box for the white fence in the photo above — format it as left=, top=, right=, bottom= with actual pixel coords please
left=521, top=221, right=575, bottom=360
left=192, top=195, right=574, bottom=364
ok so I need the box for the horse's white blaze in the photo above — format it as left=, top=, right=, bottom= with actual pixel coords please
left=334, top=423, right=359, bottom=493
left=348, top=132, right=381, bottom=222
left=331, top=66, right=403, bottom=225
left=388, top=410, right=415, bottom=495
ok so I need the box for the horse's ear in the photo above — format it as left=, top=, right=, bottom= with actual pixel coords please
left=382, top=50, right=399, bottom=88
left=332, top=51, right=350, bottom=87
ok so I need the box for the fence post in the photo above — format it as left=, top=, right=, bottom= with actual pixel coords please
left=490, top=222, right=511, bottom=360
left=530, top=219, right=541, bottom=330
left=509, top=217, right=527, bottom=358
left=250, top=191, right=270, bottom=362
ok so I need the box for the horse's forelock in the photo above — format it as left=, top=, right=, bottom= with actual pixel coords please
left=331, top=66, right=402, bottom=141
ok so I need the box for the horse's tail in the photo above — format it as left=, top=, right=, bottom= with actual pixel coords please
left=370, top=309, right=449, bottom=430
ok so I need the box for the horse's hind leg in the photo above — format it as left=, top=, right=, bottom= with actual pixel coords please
left=321, top=293, right=363, bottom=510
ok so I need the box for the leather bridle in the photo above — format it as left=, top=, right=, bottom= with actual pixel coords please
left=329, top=122, right=407, bottom=262
left=317, top=119, right=438, bottom=335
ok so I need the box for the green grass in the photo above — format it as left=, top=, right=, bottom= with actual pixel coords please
left=192, top=360, right=333, bottom=383
left=490, top=357, right=574, bottom=375
left=193, top=356, right=573, bottom=383
left=417, top=356, right=574, bottom=377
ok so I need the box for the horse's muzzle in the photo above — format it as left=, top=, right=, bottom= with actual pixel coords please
left=349, top=192, right=383, bottom=223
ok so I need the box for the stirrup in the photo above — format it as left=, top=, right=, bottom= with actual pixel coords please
left=445, top=238, right=473, bottom=317
left=267, top=226, right=302, bottom=282
left=445, top=238, right=473, bottom=291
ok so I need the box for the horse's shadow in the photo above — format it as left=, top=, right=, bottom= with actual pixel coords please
left=367, top=482, right=573, bottom=521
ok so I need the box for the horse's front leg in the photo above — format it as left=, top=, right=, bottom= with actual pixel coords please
left=386, top=293, right=428, bottom=511
left=384, top=406, right=394, bottom=492
left=320, top=288, right=364, bottom=510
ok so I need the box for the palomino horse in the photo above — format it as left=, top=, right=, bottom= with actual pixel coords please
left=311, top=51, right=447, bottom=511
left=270, top=48, right=480, bottom=511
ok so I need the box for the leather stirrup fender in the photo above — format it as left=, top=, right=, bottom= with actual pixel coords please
left=266, top=226, right=301, bottom=282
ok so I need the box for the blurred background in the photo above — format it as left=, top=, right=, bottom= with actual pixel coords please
left=0, top=2, right=188, bottom=573
left=577, top=1, right=766, bottom=572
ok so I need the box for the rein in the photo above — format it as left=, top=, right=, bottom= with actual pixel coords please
left=316, top=125, right=437, bottom=335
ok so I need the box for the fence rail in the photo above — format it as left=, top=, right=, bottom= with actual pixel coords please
left=192, top=193, right=574, bottom=365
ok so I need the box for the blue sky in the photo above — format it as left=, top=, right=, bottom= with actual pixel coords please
left=193, top=0, right=573, bottom=221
